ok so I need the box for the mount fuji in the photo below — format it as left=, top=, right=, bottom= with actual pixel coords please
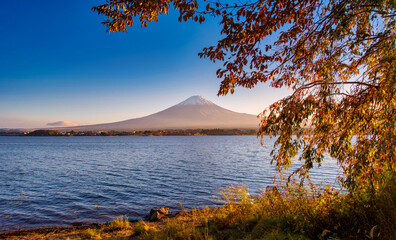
left=57, top=96, right=259, bottom=131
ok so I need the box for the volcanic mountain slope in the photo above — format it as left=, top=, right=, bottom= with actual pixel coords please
left=59, top=96, right=259, bottom=131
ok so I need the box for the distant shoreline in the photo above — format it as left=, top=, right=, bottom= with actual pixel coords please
left=0, top=129, right=257, bottom=137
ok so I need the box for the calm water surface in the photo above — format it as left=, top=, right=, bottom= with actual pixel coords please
left=0, top=136, right=340, bottom=232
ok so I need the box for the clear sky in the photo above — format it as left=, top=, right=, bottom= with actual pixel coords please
left=0, top=0, right=290, bottom=129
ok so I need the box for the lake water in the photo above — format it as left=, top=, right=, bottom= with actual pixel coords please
left=0, top=136, right=340, bottom=232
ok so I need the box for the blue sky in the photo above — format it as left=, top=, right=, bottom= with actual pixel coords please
left=0, top=0, right=290, bottom=128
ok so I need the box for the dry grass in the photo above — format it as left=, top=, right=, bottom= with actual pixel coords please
left=81, top=228, right=102, bottom=239
left=1, top=173, right=394, bottom=239
left=104, top=216, right=131, bottom=232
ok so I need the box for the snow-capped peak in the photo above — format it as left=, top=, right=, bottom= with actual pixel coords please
left=176, top=96, right=214, bottom=106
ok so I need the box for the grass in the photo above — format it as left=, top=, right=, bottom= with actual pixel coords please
left=3, top=173, right=394, bottom=239
left=138, top=172, right=395, bottom=240
left=133, top=220, right=157, bottom=236
left=81, top=228, right=102, bottom=239
left=76, top=216, right=133, bottom=240
left=104, top=215, right=131, bottom=232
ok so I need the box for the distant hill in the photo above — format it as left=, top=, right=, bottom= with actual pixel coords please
left=55, top=96, right=259, bottom=131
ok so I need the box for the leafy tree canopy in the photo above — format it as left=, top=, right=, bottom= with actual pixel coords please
left=93, top=0, right=396, bottom=191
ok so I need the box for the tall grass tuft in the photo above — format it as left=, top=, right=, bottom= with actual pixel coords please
left=104, top=215, right=131, bottom=232
left=133, top=220, right=150, bottom=235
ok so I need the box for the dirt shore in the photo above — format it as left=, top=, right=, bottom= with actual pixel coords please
left=0, top=215, right=175, bottom=240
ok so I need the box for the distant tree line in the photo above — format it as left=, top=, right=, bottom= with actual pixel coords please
left=27, top=130, right=62, bottom=136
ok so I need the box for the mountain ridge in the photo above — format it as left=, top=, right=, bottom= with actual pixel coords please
left=53, top=96, right=259, bottom=131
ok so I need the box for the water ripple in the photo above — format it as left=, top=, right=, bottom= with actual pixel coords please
left=0, top=136, right=340, bottom=232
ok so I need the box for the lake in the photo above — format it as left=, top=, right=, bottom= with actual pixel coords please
left=0, top=136, right=340, bottom=232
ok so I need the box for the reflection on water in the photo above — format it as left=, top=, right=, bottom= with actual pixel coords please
left=0, top=136, right=340, bottom=232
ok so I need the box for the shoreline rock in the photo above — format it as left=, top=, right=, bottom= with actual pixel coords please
left=148, top=207, right=170, bottom=221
